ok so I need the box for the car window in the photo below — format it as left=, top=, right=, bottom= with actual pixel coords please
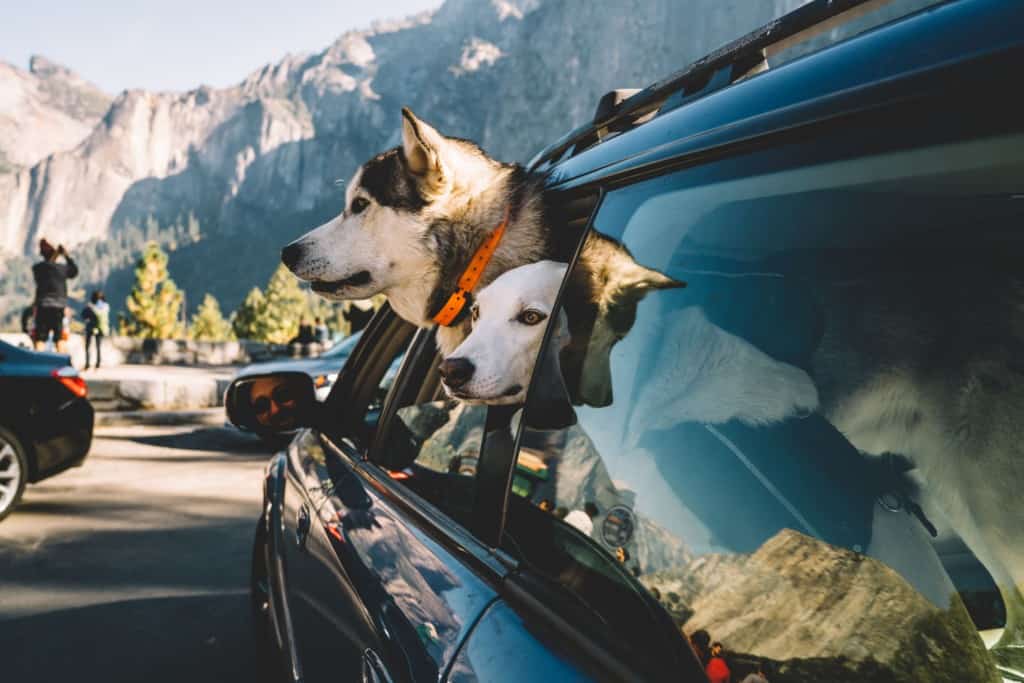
left=322, top=308, right=414, bottom=450
left=320, top=330, right=362, bottom=358
left=507, top=124, right=1024, bottom=680
left=370, top=329, right=510, bottom=534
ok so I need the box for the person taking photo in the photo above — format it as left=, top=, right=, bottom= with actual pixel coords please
left=31, top=239, right=78, bottom=353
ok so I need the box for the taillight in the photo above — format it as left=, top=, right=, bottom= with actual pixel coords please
left=52, top=366, right=88, bottom=398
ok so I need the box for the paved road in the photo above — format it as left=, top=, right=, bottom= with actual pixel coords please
left=0, top=422, right=273, bottom=683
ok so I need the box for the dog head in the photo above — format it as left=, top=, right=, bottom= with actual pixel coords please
left=562, top=235, right=685, bottom=407
left=280, top=108, right=501, bottom=319
left=439, top=261, right=569, bottom=405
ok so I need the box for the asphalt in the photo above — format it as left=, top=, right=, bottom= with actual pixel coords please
left=0, top=421, right=273, bottom=683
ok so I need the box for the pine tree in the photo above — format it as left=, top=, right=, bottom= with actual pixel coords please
left=121, top=242, right=184, bottom=339
left=190, top=293, right=235, bottom=341
left=232, top=286, right=267, bottom=340
left=261, top=263, right=310, bottom=344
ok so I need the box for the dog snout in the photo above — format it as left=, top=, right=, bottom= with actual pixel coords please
left=281, top=242, right=305, bottom=270
left=439, top=357, right=475, bottom=389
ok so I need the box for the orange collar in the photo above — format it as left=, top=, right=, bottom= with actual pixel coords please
left=432, top=206, right=510, bottom=327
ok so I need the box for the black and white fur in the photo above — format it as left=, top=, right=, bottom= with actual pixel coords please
left=281, top=108, right=552, bottom=356
left=282, top=108, right=681, bottom=404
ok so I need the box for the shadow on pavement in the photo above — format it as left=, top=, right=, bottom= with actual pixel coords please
left=99, top=426, right=275, bottom=455
left=0, top=594, right=259, bottom=683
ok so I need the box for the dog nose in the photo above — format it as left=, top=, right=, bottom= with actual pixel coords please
left=439, top=357, right=475, bottom=389
left=281, top=242, right=304, bottom=270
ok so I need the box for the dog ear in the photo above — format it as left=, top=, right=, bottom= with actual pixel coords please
left=608, top=255, right=685, bottom=305
left=401, top=107, right=448, bottom=193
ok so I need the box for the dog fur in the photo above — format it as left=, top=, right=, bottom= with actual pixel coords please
left=283, top=109, right=682, bottom=404
left=440, top=260, right=569, bottom=405
left=282, top=108, right=551, bottom=357
left=810, top=272, right=1024, bottom=665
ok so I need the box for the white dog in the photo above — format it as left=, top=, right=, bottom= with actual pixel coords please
left=438, top=260, right=568, bottom=405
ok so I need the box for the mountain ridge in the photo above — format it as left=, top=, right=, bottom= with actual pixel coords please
left=1, top=0, right=843, bottom=319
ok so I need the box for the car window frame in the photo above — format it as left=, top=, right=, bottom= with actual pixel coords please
left=363, top=323, right=521, bottom=548
left=317, top=306, right=515, bottom=582
left=320, top=304, right=415, bottom=450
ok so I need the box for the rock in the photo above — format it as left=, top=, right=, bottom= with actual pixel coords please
left=643, top=529, right=1000, bottom=682
left=0, top=0, right=815, bottom=312
left=0, top=56, right=110, bottom=171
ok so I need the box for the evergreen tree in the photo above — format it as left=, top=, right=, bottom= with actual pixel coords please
left=232, top=286, right=267, bottom=340
left=261, top=263, right=310, bottom=344
left=121, top=242, right=184, bottom=339
left=190, top=293, right=235, bottom=341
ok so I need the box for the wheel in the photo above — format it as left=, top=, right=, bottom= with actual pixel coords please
left=0, top=426, right=28, bottom=522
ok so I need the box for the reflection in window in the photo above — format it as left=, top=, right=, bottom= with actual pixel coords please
left=380, top=376, right=489, bottom=527
left=509, top=134, right=1024, bottom=681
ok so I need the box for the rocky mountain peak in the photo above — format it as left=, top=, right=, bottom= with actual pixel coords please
left=0, top=55, right=110, bottom=171
left=3, top=0, right=914, bottom=320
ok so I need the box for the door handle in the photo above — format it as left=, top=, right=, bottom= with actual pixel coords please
left=296, top=504, right=311, bottom=550
left=362, top=648, right=393, bottom=683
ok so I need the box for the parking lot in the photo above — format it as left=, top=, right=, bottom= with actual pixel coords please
left=0, top=422, right=269, bottom=683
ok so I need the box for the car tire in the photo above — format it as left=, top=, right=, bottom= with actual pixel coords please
left=0, top=426, right=28, bottom=522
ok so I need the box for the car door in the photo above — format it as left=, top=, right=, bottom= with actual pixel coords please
left=498, top=50, right=1024, bottom=682
left=282, top=307, right=505, bottom=682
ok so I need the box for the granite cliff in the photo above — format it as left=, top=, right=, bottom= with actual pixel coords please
left=1, top=0, right=812, bottom=315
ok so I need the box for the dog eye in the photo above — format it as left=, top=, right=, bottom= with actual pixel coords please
left=350, top=197, right=370, bottom=214
left=517, top=309, right=547, bottom=326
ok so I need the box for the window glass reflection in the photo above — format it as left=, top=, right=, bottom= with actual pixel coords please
left=508, top=133, right=1024, bottom=681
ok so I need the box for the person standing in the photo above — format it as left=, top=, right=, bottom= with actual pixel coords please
left=313, top=316, right=329, bottom=345
left=705, top=641, right=732, bottom=683
left=32, top=239, right=78, bottom=353
left=82, top=291, right=110, bottom=370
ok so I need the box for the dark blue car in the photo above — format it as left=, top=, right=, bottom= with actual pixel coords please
left=226, top=1, right=1024, bottom=680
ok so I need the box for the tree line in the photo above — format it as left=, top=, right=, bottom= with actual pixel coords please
left=120, top=241, right=376, bottom=342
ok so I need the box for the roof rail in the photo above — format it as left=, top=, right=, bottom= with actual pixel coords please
left=529, top=0, right=901, bottom=171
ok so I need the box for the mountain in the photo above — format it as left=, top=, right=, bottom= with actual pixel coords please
left=0, top=56, right=110, bottom=174
left=643, top=529, right=1000, bottom=683
left=0, top=0, right=826, bottom=318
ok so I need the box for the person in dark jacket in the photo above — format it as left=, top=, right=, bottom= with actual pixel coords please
left=290, top=318, right=316, bottom=345
left=32, top=238, right=78, bottom=352
left=690, top=629, right=711, bottom=666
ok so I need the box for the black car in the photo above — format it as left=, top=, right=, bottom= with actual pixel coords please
left=0, top=340, right=94, bottom=521
left=226, top=1, right=1024, bottom=680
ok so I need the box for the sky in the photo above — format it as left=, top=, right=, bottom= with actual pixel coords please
left=1, top=0, right=440, bottom=93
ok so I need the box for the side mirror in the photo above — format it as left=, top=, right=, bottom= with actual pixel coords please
left=225, top=372, right=319, bottom=434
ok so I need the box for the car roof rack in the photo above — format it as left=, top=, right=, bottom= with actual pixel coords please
left=529, top=0, right=911, bottom=170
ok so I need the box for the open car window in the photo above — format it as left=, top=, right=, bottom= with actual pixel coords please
left=368, top=328, right=514, bottom=543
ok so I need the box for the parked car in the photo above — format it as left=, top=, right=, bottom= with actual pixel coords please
left=0, top=340, right=94, bottom=521
left=225, top=1, right=1024, bottom=680
left=234, top=331, right=363, bottom=402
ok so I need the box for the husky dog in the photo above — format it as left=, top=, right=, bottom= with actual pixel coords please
left=281, top=108, right=552, bottom=357
left=809, top=274, right=1024, bottom=672
left=282, top=108, right=681, bottom=404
